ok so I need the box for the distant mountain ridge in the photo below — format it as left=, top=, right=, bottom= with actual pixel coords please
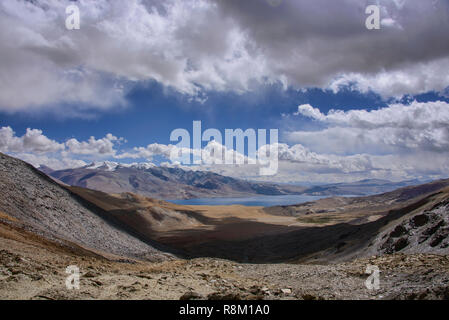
left=43, top=162, right=307, bottom=199
left=303, top=178, right=425, bottom=196
left=40, top=161, right=427, bottom=200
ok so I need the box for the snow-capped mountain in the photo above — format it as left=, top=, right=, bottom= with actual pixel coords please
left=83, top=161, right=156, bottom=171
left=43, top=162, right=306, bottom=200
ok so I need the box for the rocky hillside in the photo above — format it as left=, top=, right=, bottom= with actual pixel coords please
left=45, top=162, right=306, bottom=199
left=366, top=190, right=449, bottom=256
left=0, top=153, right=171, bottom=262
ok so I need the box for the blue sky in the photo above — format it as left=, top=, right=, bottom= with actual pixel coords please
left=0, top=82, right=389, bottom=147
left=1, top=0, right=449, bottom=183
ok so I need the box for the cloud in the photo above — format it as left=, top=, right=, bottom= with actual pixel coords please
left=293, top=104, right=326, bottom=121
left=0, top=126, right=64, bottom=153
left=213, top=0, right=449, bottom=97
left=12, top=153, right=87, bottom=171
left=1, top=122, right=448, bottom=184
left=328, top=58, right=449, bottom=98
left=116, top=140, right=249, bottom=165
left=65, top=134, right=125, bottom=157
left=0, top=0, right=266, bottom=112
left=0, top=126, right=125, bottom=169
left=289, top=100, right=449, bottom=154
left=0, top=1, right=127, bottom=113
left=1, top=0, right=448, bottom=113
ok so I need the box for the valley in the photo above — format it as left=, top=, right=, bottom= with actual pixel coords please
left=1, top=152, right=449, bottom=300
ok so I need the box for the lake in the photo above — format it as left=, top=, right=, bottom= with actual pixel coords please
left=166, top=194, right=330, bottom=207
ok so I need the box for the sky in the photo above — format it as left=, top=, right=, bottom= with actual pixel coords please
left=1, top=0, right=449, bottom=183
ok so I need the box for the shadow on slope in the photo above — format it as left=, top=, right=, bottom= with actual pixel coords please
left=69, top=181, right=449, bottom=264
left=171, top=191, right=449, bottom=263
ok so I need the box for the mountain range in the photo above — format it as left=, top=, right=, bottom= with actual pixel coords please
left=41, top=162, right=307, bottom=199
left=40, top=161, right=425, bottom=200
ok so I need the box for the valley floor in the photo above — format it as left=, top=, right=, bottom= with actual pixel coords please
left=1, top=219, right=448, bottom=300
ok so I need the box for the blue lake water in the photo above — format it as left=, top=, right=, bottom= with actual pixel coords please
left=166, top=194, right=331, bottom=207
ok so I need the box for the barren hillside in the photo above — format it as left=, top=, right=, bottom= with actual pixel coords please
left=0, top=153, right=171, bottom=262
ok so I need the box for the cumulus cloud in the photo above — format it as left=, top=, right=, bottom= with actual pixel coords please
left=65, top=134, right=125, bottom=156
left=0, top=126, right=126, bottom=169
left=0, top=0, right=266, bottom=112
left=116, top=140, right=249, bottom=166
left=0, top=126, right=64, bottom=153
left=289, top=100, right=449, bottom=154
left=293, top=104, right=326, bottom=121
left=1, top=0, right=448, bottom=113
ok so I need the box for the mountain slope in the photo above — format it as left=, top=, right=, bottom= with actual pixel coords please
left=0, top=153, right=171, bottom=262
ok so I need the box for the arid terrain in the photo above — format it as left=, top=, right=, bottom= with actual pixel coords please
left=1, top=152, right=449, bottom=300
left=1, top=219, right=448, bottom=300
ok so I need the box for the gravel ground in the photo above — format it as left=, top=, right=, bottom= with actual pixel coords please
left=1, top=220, right=448, bottom=300
left=238, top=254, right=449, bottom=300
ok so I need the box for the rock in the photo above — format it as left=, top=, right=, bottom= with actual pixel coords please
left=9, top=268, right=21, bottom=275
left=411, top=214, right=429, bottom=228
left=91, top=280, right=103, bottom=287
left=394, top=237, right=409, bottom=251
left=180, top=291, right=204, bottom=300
left=281, top=288, right=292, bottom=294
left=302, top=294, right=317, bottom=300
left=390, top=225, right=407, bottom=238
left=30, top=274, right=43, bottom=281
left=207, top=292, right=241, bottom=300
left=424, top=220, right=445, bottom=237
left=84, top=271, right=97, bottom=278
left=430, top=231, right=448, bottom=247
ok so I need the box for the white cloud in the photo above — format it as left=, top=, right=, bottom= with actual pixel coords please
left=290, top=100, right=449, bottom=154
left=12, top=153, right=87, bottom=171
left=65, top=133, right=125, bottom=157
left=1, top=0, right=449, bottom=113
left=328, top=58, right=449, bottom=98
left=115, top=140, right=249, bottom=165
left=0, top=126, right=64, bottom=153
left=213, top=0, right=449, bottom=98
left=0, top=126, right=125, bottom=169
left=293, top=104, right=326, bottom=121
left=0, top=0, right=267, bottom=112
